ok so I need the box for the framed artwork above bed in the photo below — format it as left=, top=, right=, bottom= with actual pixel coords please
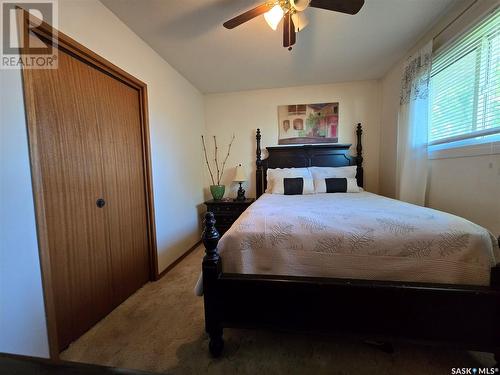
left=278, top=102, right=339, bottom=145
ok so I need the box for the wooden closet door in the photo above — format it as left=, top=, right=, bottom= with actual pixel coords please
left=92, top=71, right=151, bottom=306
left=22, top=30, right=153, bottom=352
left=23, top=41, right=114, bottom=350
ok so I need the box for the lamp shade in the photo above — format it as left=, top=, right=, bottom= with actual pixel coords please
left=264, top=4, right=284, bottom=31
left=233, top=164, right=247, bottom=182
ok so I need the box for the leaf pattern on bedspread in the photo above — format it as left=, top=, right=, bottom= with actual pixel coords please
left=398, top=240, right=434, bottom=258
left=236, top=221, right=254, bottom=232
left=438, top=230, right=470, bottom=257
left=218, top=194, right=495, bottom=285
left=289, top=242, right=305, bottom=251
left=310, top=210, right=329, bottom=217
left=369, top=248, right=391, bottom=256
left=347, top=228, right=375, bottom=253
left=314, top=236, right=344, bottom=254
left=298, top=216, right=328, bottom=233
left=269, top=222, right=293, bottom=247
left=240, top=233, right=265, bottom=251
left=376, top=218, right=416, bottom=236
left=330, top=210, right=352, bottom=220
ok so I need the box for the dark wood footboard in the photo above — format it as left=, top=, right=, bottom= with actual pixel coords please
left=202, top=212, right=500, bottom=358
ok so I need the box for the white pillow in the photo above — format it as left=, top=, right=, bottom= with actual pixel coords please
left=266, top=167, right=311, bottom=193
left=314, top=177, right=360, bottom=193
left=271, top=177, right=315, bottom=195
left=309, top=166, right=357, bottom=179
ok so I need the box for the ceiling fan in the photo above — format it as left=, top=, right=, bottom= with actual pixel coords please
left=223, top=0, right=365, bottom=50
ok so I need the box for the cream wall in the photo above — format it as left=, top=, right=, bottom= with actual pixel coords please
left=0, top=69, right=50, bottom=358
left=427, top=156, right=500, bottom=235
left=379, top=0, right=500, bottom=234
left=204, top=81, right=381, bottom=198
left=0, top=0, right=205, bottom=357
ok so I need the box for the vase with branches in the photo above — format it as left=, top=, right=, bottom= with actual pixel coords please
left=202, top=134, right=235, bottom=200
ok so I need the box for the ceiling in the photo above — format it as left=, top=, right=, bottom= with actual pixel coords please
left=101, top=0, right=458, bottom=93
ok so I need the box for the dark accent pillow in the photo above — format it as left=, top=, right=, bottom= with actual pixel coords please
left=325, top=178, right=348, bottom=193
left=283, top=177, right=304, bottom=195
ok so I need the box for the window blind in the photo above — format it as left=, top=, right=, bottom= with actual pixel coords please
left=429, top=8, right=500, bottom=146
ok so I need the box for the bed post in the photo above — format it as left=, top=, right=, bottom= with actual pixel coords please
left=202, top=212, right=224, bottom=357
left=356, top=123, right=364, bottom=188
left=491, top=237, right=500, bottom=289
left=256, top=128, right=263, bottom=198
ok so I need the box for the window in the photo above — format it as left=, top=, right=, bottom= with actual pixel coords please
left=429, top=9, right=500, bottom=148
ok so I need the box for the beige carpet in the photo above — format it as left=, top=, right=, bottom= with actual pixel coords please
left=62, top=245, right=495, bottom=374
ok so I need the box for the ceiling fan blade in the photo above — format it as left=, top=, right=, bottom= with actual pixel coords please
left=283, top=13, right=296, bottom=49
left=309, top=0, right=364, bottom=15
left=223, top=3, right=271, bottom=29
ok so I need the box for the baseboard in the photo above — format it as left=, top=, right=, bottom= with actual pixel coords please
left=156, top=240, right=202, bottom=280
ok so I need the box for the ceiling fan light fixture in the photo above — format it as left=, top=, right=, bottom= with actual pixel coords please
left=264, top=4, right=284, bottom=30
left=223, top=0, right=365, bottom=49
left=291, top=12, right=308, bottom=32
left=290, top=0, right=311, bottom=12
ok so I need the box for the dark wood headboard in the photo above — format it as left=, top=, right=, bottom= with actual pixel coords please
left=256, top=123, right=364, bottom=198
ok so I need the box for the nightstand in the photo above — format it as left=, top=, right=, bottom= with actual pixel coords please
left=204, top=198, right=255, bottom=235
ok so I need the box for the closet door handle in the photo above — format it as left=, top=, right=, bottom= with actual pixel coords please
left=96, top=198, right=106, bottom=208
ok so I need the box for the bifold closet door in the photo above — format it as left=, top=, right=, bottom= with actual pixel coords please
left=91, top=62, right=150, bottom=307
left=22, top=32, right=151, bottom=351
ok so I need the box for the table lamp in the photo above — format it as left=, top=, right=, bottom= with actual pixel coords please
left=233, top=164, right=247, bottom=201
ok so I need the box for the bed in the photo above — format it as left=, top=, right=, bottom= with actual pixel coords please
left=201, top=124, right=500, bottom=359
left=219, top=192, right=498, bottom=286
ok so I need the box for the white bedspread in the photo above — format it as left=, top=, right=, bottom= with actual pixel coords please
left=217, top=193, right=499, bottom=286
